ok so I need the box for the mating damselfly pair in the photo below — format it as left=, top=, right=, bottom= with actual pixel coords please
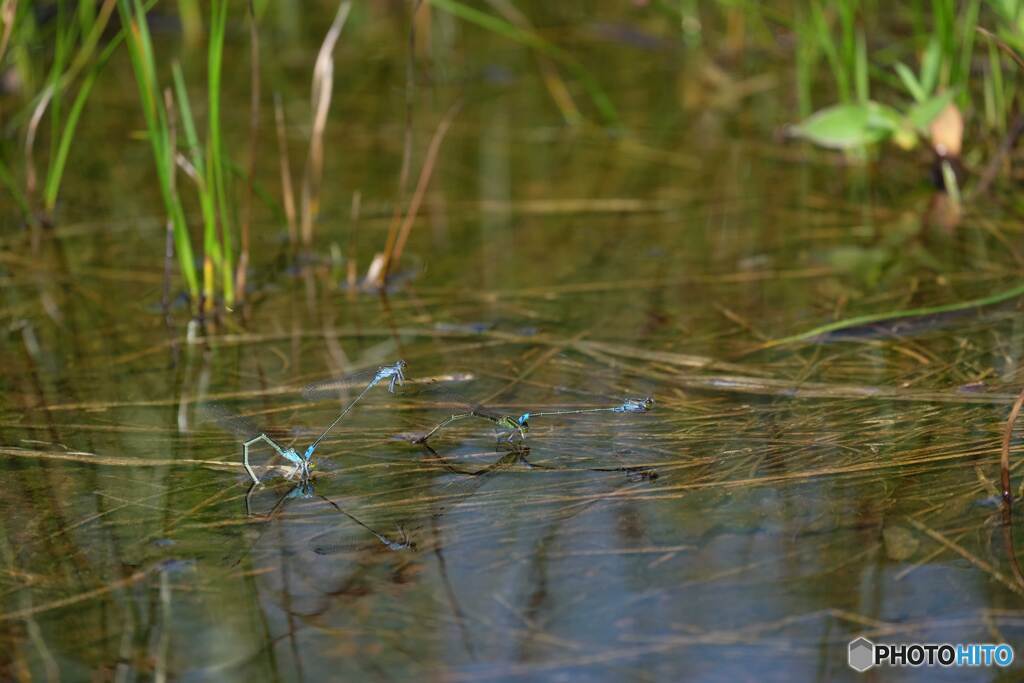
left=200, top=361, right=407, bottom=485
left=200, top=359, right=654, bottom=485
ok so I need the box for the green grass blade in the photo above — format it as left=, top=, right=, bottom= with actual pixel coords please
left=117, top=0, right=199, bottom=300
left=170, top=63, right=203, bottom=173
left=854, top=30, right=868, bottom=103
left=765, top=282, right=1024, bottom=348
left=208, top=0, right=234, bottom=305
left=43, top=63, right=99, bottom=211
left=894, top=62, right=925, bottom=102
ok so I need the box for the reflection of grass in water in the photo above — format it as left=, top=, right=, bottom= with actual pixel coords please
left=6, top=318, right=1024, bottom=671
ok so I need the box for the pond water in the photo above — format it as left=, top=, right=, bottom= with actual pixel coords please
left=3, top=4, right=1024, bottom=682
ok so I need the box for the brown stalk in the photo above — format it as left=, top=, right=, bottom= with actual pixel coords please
left=236, top=1, right=261, bottom=300
left=162, top=87, right=177, bottom=322
left=379, top=0, right=422, bottom=280
left=347, top=190, right=361, bottom=290
left=24, top=85, right=54, bottom=214
left=299, top=0, right=351, bottom=248
left=274, top=93, right=298, bottom=246
left=1001, top=387, right=1024, bottom=503
left=0, top=0, right=17, bottom=67
left=384, top=100, right=461, bottom=280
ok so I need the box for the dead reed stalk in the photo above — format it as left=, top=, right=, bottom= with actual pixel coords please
left=299, top=0, right=351, bottom=248
left=274, top=94, right=298, bottom=245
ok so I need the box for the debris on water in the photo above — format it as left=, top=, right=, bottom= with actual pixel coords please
left=624, top=466, right=659, bottom=482
left=434, top=321, right=495, bottom=334
left=971, top=495, right=1004, bottom=509
left=157, top=558, right=197, bottom=576
left=882, top=526, right=919, bottom=561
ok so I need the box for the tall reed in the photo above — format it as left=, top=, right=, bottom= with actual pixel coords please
left=117, top=0, right=199, bottom=300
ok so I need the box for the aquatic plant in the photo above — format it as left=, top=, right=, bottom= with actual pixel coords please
left=117, top=0, right=199, bottom=300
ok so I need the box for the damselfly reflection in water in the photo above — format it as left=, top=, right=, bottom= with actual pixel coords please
left=242, top=479, right=414, bottom=554
left=411, top=382, right=654, bottom=445
left=432, top=439, right=658, bottom=480
left=231, top=479, right=416, bottom=663
left=199, top=360, right=406, bottom=484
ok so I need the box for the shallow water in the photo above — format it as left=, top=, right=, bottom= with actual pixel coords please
left=3, top=5, right=1024, bottom=682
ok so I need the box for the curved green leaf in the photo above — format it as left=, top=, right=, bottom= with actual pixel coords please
left=791, top=102, right=898, bottom=150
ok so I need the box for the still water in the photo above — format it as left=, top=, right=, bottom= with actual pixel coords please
left=2, top=4, right=1024, bottom=681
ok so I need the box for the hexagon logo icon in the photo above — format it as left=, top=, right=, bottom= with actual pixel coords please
left=848, top=637, right=875, bottom=672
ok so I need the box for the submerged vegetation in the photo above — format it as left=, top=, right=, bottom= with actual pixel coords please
left=7, top=1, right=1024, bottom=680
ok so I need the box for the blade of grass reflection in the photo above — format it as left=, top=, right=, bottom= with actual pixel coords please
left=0, top=565, right=153, bottom=623
left=47, top=364, right=478, bottom=411
left=41, top=479, right=219, bottom=545
left=139, top=480, right=245, bottom=547
left=893, top=528, right=974, bottom=582
left=905, top=516, right=1024, bottom=596
left=0, top=446, right=240, bottom=471
left=106, top=325, right=759, bottom=375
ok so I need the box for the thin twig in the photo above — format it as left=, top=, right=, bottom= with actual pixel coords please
left=387, top=100, right=462, bottom=276
left=977, top=27, right=1024, bottom=72
left=1001, top=388, right=1024, bottom=503
left=162, top=86, right=177, bottom=324
left=24, top=85, right=54, bottom=215
left=0, top=567, right=153, bottom=622
left=347, top=190, right=361, bottom=290
left=969, top=115, right=1024, bottom=200
left=274, top=93, right=298, bottom=246
left=379, top=0, right=422, bottom=281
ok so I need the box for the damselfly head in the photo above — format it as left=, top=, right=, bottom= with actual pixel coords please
left=616, top=397, right=654, bottom=413
left=378, top=359, right=407, bottom=392
left=297, top=459, right=315, bottom=482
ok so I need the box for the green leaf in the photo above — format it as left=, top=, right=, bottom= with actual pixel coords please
left=791, top=102, right=897, bottom=150
left=921, top=35, right=942, bottom=95
left=907, top=90, right=955, bottom=132
left=894, top=62, right=926, bottom=102
left=866, top=101, right=902, bottom=132
left=855, top=31, right=869, bottom=103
